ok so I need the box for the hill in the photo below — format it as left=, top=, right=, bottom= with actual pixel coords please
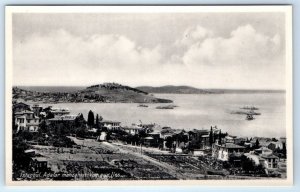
left=136, top=86, right=285, bottom=94
left=136, top=85, right=219, bottom=94
left=13, top=83, right=173, bottom=103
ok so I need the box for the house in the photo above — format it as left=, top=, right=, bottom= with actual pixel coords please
left=260, top=154, right=279, bottom=170
left=123, top=126, right=142, bottom=135
left=225, top=135, right=236, bottom=143
left=268, top=142, right=283, bottom=151
left=212, top=143, right=245, bottom=161
left=32, top=104, right=42, bottom=117
left=234, top=137, right=247, bottom=145
left=48, top=114, right=79, bottom=125
left=50, top=107, right=70, bottom=117
left=15, top=110, right=39, bottom=132
left=101, top=120, right=121, bottom=131
left=24, top=149, right=36, bottom=156
left=13, top=102, right=31, bottom=113
left=143, top=136, right=155, bottom=147
left=254, top=147, right=273, bottom=156
left=29, top=157, right=48, bottom=173
left=97, top=132, right=107, bottom=141
left=193, top=149, right=205, bottom=156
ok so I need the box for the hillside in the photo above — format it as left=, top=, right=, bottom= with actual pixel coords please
left=13, top=83, right=173, bottom=103
left=136, top=86, right=285, bottom=94
left=136, top=85, right=219, bottom=94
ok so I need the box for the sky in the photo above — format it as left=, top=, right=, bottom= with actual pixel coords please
left=12, top=12, right=286, bottom=89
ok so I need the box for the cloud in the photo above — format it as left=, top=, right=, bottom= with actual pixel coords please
left=13, top=29, right=164, bottom=86
left=175, top=25, right=213, bottom=47
left=178, top=24, right=285, bottom=89
left=13, top=24, right=285, bottom=89
left=182, top=24, right=282, bottom=68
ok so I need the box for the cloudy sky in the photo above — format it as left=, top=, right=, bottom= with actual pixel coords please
left=12, top=12, right=286, bottom=89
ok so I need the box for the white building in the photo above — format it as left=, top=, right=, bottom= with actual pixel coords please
left=50, top=107, right=70, bottom=117
left=101, top=120, right=121, bottom=131
left=15, top=110, right=39, bottom=132
left=212, top=143, right=245, bottom=161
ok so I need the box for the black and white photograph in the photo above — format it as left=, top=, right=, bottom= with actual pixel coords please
left=5, top=6, right=293, bottom=185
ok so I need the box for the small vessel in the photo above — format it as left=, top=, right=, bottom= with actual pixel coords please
left=156, top=104, right=178, bottom=109
left=241, top=106, right=259, bottom=110
left=246, top=114, right=254, bottom=120
left=138, top=104, right=148, bottom=107
left=247, top=110, right=261, bottom=115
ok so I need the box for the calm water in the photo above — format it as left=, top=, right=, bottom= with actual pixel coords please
left=40, top=93, right=286, bottom=138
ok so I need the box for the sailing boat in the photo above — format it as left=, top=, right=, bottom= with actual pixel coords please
left=246, top=114, right=254, bottom=120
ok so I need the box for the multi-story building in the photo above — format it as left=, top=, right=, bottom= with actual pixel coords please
left=15, top=110, right=40, bottom=132
left=101, top=120, right=121, bottom=131
left=212, top=143, right=245, bottom=161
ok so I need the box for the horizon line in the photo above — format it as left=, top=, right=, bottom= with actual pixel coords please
left=13, top=84, right=286, bottom=91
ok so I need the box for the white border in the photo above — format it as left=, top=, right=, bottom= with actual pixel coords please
left=5, top=5, right=293, bottom=186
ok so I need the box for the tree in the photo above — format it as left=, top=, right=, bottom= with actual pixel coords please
left=282, top=142, right=287, bottom=158
left=165, top=136, right=175, bottom=150
left=255, top=139, right=260, bottom=148
left=209, top=127, right=214, bottom=145
left=87, top=110, right=95, bottom=127
left=95, top=114, right=100, bottom=129
left=218, top=130, right=222, bottom=145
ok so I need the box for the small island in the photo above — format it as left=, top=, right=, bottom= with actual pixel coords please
left=13, top=83, right=173, bottom=104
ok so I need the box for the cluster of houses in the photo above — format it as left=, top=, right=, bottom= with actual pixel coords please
left=13, top=102, right=286, bottom=175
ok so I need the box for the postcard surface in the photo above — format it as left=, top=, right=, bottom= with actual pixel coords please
left=5, top=6, right=293, bottom=186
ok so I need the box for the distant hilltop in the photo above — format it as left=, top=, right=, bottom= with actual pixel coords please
left=136, top=85, right=285, bottom=94
left=12, top=83, right=173, bottom=104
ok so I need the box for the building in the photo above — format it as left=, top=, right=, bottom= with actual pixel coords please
left=97, top=132, right=107, bottom=141
left=123, top=126, right=142, bottom=135
left=225, top=136, right=235, bottom=143
left=268, top=141, right=283, bottom=151
left=212, top=143, right=245, bottom=161
left=50, top=107, right=70, bottom=117
left=48, top=114, right=79, bottom=125
left=13, top=102, right=31, bottom=113
left=254, top=147, right=273, bottom=156
left=101, top=120, right=121, bottom=131
left=32, top=104, right=42, bottom=117
left=260, top=154, right=279, bottom=170
left=15, top=110, right=40, bottom=132
left=29, top=157, right=48, bottom=173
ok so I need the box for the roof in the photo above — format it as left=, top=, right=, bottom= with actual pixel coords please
left=15, top=110, right=34, bottom=115
left=148, top=130, right=161, bottom=135
left=218, top=143, right=245, bottom=149
left=31, top=157, right=47, bottom=162
left=48, top=115, right=78, bottom=121
left=261, top=154, right=279, bottom=159
left=13, top=102, right=30, bottom=107
left=101, top=120, right=121, bottom=124
left=24, top=149, right=36, bottom=153
left=144, top=136, right=154, bottom=140
left=255, top=147, right=272, bottom=151
left=123, top=126, right=142, bottom=130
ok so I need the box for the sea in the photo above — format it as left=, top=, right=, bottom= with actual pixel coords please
left=23, top=87, right=285, bottom=138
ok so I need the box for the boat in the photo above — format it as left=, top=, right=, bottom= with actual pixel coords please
left=246, top=114, right=254, bottom=120
left=138, top=104, right=148, bottom=107
left=156, top=104, right=178, bottom=109
left=247, top=110, right=261, bottom=115
left=241, top=106, right=259, bottom=110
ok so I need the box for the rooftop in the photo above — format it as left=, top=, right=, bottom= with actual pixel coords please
left=31, top=157, right=47, bottom=162
left=101, top=120, right=121, bottom=124
left=261, top=154, right=279, bottom=159
left=48, top=115, right=78, bottom=121
left=217, top=143, right=245, bottom=149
